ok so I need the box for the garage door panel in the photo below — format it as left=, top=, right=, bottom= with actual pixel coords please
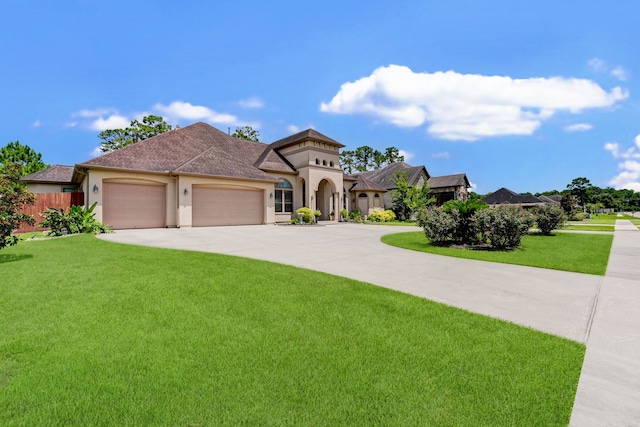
left=103, top=182, right=166, bottom=229
left=193, top=187, right=263, bottom=226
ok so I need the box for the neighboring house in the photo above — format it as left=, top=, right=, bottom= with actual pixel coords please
left=482, top=187, right=561, bottom=208
left=21, top=165, right=80, bottom=193
left=24, top=122, right=471, bottom=229
left=353, top=162, right=470, bottom=208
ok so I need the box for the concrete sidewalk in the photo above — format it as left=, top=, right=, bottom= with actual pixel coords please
left=570, top=220, right=640, bottom=426
left=99, top=223, right=601, bottom=343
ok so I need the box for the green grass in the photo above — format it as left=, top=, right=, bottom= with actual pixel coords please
left=382, top=232, right=612, bottom=275
left=363, top=220, right=420, bottom=226
left=563, top=224, right=614, bottom=232
left=0, top=235, right=583, bottom=426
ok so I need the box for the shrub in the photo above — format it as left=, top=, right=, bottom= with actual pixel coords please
left=570, top=212, right=586, bottom=221
left=289, top=218, right=299, bottom=224
left=473, top=206, right=534, bottom=249
left=416, top=206, right=459, bottom=245
left=40, top=202, right=110, bottom=236
left=442, top=199, right=488, bottom=244
left=349, top=210, right=362, bottom=221
left=295, top=207, right=314, bottom=224
left=533, top=204, right=566, bottom=235
left=339, top=209, right=348, bottom=220
left=368, top=209, right=396, bottom=222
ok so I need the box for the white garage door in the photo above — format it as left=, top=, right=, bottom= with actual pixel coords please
left=192, top=187, right=264, bottom=226
left=103, top=182, right=166, bottom=229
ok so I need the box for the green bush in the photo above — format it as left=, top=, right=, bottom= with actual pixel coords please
left=533, top=204, right=566, bottom=235
left=295, top=207, right=314, bottom=224
left=339, top=209, right=349, bottom=220
left=368, top=209, right=396, bottom=222
left=416, top=206, right=459, bottom=245
left=473, top=206, right=534, bottom=249
left=570, top=212, right=586, bottom=221
left=40, top=202, right=110, bottom=236
left=349, top=210, right=363, bottom=222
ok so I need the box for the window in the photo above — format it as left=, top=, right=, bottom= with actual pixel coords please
left=322, top=160, right=327, bottom=166
left=275, top=179, right=293, bottom=213
left=62, top=187, right=75, bottom=193
left=330, top=161, right=334, bottom=167
left=315, top=158, right=319, bottom=165
left=302, top=180, right=306, bottom=207
left=343, top=188, right=347, bottom=209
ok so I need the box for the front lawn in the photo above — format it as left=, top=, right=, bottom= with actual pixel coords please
left=0, top=235, right=583, bottom=425
left=382, top=232, right=612, bottom=275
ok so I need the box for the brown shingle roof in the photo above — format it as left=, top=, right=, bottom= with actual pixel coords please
left=358, top=162, right=429, bottom=190
left=78, top=122, right=294, bottom=180
left=428, top=173, right=470, bottom=189
left=268, top=128, right=345, bottom=150
left=350, top=175, right=387, bottom=192
left=482, top=188, right=543, bottom=205
left=21, top=165, right=74, bottom=183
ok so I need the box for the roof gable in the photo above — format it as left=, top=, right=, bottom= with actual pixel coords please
left=21, top=165, right=74, bottom=183
left=358, top=162, right=429, bottom=190
left=428, top=173, right=470, bottom=189
left=78, top=122, right=293, bottom=180
left=482, top=187, right=542, bottom=205
left=268, top=128, right=345, bottom=150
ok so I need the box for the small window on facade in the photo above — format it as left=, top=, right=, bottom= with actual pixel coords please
left=315, top=158, right=319, bottom=165
left=343, top=188, right=347, bottom=209
left=359, top=193, right=367, bottom=198
left=322, top=160, right=327, bottom=166
left=330, top=161, right=334, bottom=167
left=275, top=179, right=293, bottom=213
left=62, top=187, right=75, bottom=193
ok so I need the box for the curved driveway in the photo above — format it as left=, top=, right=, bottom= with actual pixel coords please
left=99, top=222, right=601, bottom=343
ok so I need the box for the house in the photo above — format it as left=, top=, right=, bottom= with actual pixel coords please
left=482, top=187, right=561, bottom=208
left=23, top=122, right=471, bottom=229
left=353, top=162, right=470, bottom=208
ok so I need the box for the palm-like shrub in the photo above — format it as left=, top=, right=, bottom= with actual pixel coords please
left=442, top=199, right=488, bottom=243
left=40, top=202, right=110, bottom=236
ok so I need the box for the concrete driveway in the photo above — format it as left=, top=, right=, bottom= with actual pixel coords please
left=99, top=222, right=601, bottom=343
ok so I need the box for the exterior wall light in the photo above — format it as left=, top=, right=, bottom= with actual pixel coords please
left=93, top=184, right=99, bottom=193
left=184, top=188, right=188, bottom=196
left=269, top=192, right=273, bottom=199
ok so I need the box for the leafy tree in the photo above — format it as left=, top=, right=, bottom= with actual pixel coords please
left=0, top=163, right=35, bottom=249
left=566, top=177, right=592, bottom=210
left=232, top=126, right=260, bottom=142
left=340, top=145, right=405, bottom=172
left=0, top=141, right=49, bottom=176
left=560, top=193, right=578, bottom=217
left=99, top=115, right=172, bottom=152
left=390, top=170, right=433, bottom=221
left=533, top=204, right=566, bottom=235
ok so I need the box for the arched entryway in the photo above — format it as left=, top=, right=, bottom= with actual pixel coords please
left=316, top=179, right=337, bottom=220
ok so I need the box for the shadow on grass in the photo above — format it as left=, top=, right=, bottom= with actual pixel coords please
left=0, top=254, right=33, bottom=264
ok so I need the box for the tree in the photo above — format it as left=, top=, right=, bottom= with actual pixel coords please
left=390, top=170, right=433, bottom=221
left=560, top=193, right=578, bottom=217
left=566, top=177, right=592, bottom=211
left=340, top=145, right=405, bottom=172
left=99, top=115, right=172, bottom=152
left=232, top=126, right=260, bottom=142
left=0, top=163, right=35, bottom=250
left=0, top=141, right=49, bottom=176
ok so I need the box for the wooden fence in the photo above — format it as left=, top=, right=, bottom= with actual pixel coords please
left=16, top=192, right=84, bottom=234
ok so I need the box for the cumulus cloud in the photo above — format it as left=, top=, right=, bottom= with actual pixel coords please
left=564, top=123, right=593, bottom=132
left=611, top=66, right=629, bottom=81
left=237, top=97, right=264, bottom=109
left=398, top=149, right=414, bottom=162
left=287, top=125, right=301, bottom=133
left=605, top=135, right=640, bottom=190
left=153, top=101, right=237, bottom=124
left=71, top=108, right=131, bottom=131
left=321, top=65, right=627, bottom=141
left=30, top=120, right=41, bottom=128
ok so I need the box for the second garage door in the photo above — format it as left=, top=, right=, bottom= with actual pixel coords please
left=103, top=182, right=166, bottom=229
left=192, top=187, right=264, bottom=226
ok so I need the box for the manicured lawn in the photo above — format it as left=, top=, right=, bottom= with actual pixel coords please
left=563, top=224, right=614, bottom=232
left=0, top=235, right=583, bottom=426
left=382, top=232, right=612, bottom=275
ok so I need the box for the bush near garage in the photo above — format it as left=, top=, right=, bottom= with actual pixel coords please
left=368, top=209, right=396, bottom=222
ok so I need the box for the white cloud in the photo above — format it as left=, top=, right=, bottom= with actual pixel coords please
left=89, top=115, right=130, bottom=131
left=30, top=120, right=41, bottom=128
left=564, top=123, right=593, bottom=132
left=398, top=149, right=414, bottom=162
left=589, top=58, right=629, bottom=81
left=431, top=151, right=450, bottom=159
left=237, top=97, right=264, bottom=109
left=321, top=65, right=628, bottom=141
left=90, top=146, right=103, bottom=158
left=588, top=58, right=607, bottom=72
left=468, top=181, right=478, bottom=192
left=605, top=136, right=640, bottom=190
left=153, top=101, right=237, bottom=124
left=287, top=125, right=300, bottom=133
left=611, top=66, right=629, bottom=81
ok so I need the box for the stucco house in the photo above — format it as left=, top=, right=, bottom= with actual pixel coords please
left=22, top=122, right=471, bottom=229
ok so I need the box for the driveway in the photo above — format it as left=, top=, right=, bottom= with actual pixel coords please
left=99, top=222, right=601, bottom=343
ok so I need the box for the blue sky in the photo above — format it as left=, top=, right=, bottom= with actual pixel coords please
left=2, top=0, right=640, bottom=194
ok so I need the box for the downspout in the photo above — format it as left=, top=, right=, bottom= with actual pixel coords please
left=170, top=172, right=180, bottom=228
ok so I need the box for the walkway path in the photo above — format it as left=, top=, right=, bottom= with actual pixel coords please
left=570, top=220, right=640, bottom=426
